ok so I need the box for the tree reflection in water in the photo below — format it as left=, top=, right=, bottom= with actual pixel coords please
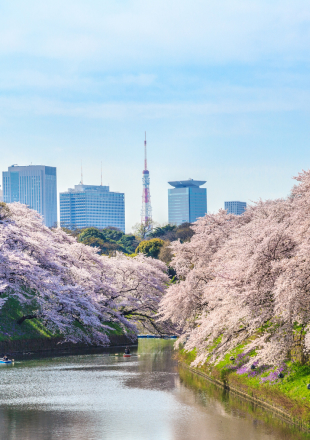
left=0, top=340, right=308, bottom=440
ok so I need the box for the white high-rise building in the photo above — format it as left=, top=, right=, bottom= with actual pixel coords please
left=60, top=184, right=125, bottom=232
left=2, top=165, right=57, bottom=227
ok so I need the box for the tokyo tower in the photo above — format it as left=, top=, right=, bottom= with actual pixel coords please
left=141, top=132, right=152, bottom=229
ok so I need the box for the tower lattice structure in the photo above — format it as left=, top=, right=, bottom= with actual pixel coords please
left=141, top=133, right=152, bottom=229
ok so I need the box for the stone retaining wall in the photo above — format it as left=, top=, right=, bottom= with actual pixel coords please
left=0, top=334, right=136, bottom=354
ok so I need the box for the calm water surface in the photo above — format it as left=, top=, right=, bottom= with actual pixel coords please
left=0, top=339, right=309, bottom=440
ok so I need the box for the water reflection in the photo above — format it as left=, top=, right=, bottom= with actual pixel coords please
left=0, top=340, right=307, bottom=440
left=174, top=367, right=310, bottom=440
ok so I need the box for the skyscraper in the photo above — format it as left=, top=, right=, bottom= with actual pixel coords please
left=2, top=165, right=57, bottom=227
left=168, top=179, right=207, bottom=226
left=60, top=184, right=125, bottom=232
left=224, top=201, right=247, bottom=215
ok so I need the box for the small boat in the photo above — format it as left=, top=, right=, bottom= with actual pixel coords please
left=123, top=354, right=131, bottom=358
left=0, top=359, right=13, bottom=364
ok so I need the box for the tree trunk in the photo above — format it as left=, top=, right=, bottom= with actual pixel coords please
left=17, top=314, right=37, bottom=325
left=291, top=331, right=308, bottom=364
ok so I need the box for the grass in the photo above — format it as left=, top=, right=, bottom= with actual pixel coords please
left=178, top=366, right=310, bottom=440
left=0, top=298, right=126, bottom=342
left=178, top=341, right=310, bottom=427
left=0, top=298, right=54, bottom=341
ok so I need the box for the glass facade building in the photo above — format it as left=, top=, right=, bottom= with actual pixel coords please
left=2, top=165, right=57, bottom=227
left=168, top=179, right=207, bottom=225
left=60, top=184, right=125, bottom=232
left=224, top=201, right=247, bottom=215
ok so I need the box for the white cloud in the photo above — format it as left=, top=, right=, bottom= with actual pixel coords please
left=0, top=83, right=308, bottom=122
left=1, top=0, right=310, bottom=66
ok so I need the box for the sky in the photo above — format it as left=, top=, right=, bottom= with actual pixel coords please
left=1, top=0, right=310, bottom=232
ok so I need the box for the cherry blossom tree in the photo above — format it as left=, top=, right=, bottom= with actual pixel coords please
left=0, top=202, right=169, bottom=344
left=159, top=170, right=310, bottom=367
left=106, top=252, right=171, bottom=334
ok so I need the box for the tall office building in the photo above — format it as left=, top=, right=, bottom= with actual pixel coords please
left=2, top=165, right=57, bottom=227
left=225, top=201, right=246, bottom=215
left=168, top=179, right=207, bottom=226
left=60, top=184, right=125, bottom=232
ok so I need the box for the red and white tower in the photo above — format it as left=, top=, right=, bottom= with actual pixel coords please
left=141, top=132, right=152, bottom=229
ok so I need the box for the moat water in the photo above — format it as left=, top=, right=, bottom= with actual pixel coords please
left=0, top=339, right=308, bottom=440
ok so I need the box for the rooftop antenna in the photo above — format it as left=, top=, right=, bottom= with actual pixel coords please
left=81, top=161, right=83, bottom=185
left=101, top=161, right=102, bottom=186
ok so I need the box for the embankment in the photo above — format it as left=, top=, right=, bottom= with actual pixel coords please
left=0, top=334, right=135, bottom=354
left=0, top=299, right=135, bottom=354
left=178, top=349, right=310, bottom=432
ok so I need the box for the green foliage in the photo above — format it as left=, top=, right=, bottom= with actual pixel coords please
left=135, top=238, right=165, bottom=258
left=78, top=228, right=123, bottom=255
left=257, top=321, right=273, bottom=333
left=293, top=322, right=306, bottom=335
left=117, top=234, right=139, bottom=254
left=103, top=227, right=123, bottom=242
left=179, top=347, right=197, bottom=364
left=71, top=223, right=193, bottom=257
left=77, top=227, right=138, bottom=255
left=148, top=224, right=177, bottom=238
left=147, top=222, right=194, bottom=243
left=82, top=236, right=124, bottom=255
left=78, top=227, right=106, bottom=242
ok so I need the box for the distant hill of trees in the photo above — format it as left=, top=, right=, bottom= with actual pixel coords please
left=62, top=222, right=194, bottom=260
left=135, top=223, right=195, bottom=280
left=148, top=223, right=194, bottom=243
left=63, top=226, right=139, bottom=256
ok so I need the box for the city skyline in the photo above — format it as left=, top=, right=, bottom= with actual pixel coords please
left=1, top=1, right=310, bottom=231
left=1, top=157, right=255, bottom=231
left=0, top=157, right=298, bottom=231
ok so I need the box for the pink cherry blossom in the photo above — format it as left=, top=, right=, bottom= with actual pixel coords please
left=0, top=203, right=169, bottom=344
left=159, top=170, right=310, bottom=367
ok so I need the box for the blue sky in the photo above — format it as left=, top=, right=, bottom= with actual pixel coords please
left=1, top=0, right=310, bottom=231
